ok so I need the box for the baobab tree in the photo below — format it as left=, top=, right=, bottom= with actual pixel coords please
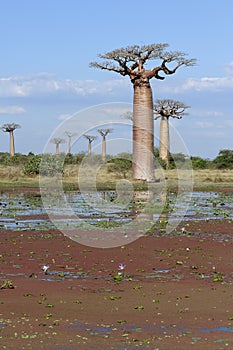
left=154, top=99, right=190, bottom=169
left=97, top=128, right=112, bottom=163
left=1, top=123, right=21, bottom=156
left=83, top=134, right=97, bottom=156
left=64, top=131, right=76, bottom=154
left=50, top=138, right=66, bottom=155
left=90, top=44, right=196, bottom=181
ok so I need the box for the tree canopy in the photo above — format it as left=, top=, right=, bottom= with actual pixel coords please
left=154, top=99, right=190, bottom=119
left=90, top=44, right=196, bottom=84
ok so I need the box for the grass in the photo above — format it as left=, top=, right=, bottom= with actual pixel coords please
left=0, top=164, right=232, bottom=191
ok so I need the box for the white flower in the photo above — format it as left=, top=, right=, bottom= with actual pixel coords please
left=42, top=265, right=49, bottom=274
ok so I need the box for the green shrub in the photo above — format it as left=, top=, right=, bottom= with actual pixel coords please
left=213, top=149, right=233, bottom=169
left=39, top=154, right=65, bottom=176
left=23, top=154, right=42, bottom=175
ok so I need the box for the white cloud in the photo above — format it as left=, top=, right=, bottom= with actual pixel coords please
left=0, top=105, right=25, bottom=114
left=191, top=109, right=224, bottom=118
left=0, top=64, right=233, bottom=102
left=171, top=76, right=233, bottom=93
left=196, top=121, right=214, bottom=128
left=0, top=73, right=130, bottom=99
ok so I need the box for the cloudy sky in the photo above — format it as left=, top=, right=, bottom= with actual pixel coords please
left=0, top=0, right=232, bottom=159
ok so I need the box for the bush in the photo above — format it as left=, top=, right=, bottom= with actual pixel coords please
left=39, top=154, right=65, bottom=176
left=107, top=158, right=132, bottom=177
left=191, top=156, right=210, bottom=169
left=23, top=154, right=42, bottom=175
left=213, top=149, right=233, bottom=169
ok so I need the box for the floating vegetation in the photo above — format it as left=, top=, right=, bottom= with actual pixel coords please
left=0, top=280, right=15, bottom=289
left=0, top=191, right=232, bottom=231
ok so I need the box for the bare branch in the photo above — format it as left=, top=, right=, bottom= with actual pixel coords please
left=1, top=123, right=21, bottom=132
left=50, top=138, right=66, bottom=145
left=97, top=128, right=112, bottom=137
left=83, top=134, right=98, bottom=143
left=153, top=99, right=190, bottom=119
left=121, top=111, right=133, bottom=122
left=90, top=45, right=196, bottom=81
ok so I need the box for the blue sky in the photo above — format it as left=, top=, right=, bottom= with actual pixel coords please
left=0, top=0, right=232, bottom=159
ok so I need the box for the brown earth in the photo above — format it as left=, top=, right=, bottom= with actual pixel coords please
left=0, top=217, right=232, bottom=350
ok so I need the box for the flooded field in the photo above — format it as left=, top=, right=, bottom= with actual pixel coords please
left=0, top=190, right=232, bottom=231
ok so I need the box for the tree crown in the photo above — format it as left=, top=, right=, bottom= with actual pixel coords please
left=97, top=128, right=112, bottom=137
left=154, top=99, right=190, bottom=119
left=90, top=44, right=196, bottom=82
left=50, top=138, right=66, bottom=145
left=83, top=134, right=98, bottom=142
left=1, top=123, right=21, bottom=132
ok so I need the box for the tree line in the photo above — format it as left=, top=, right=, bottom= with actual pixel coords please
left=0, top=149, right=232, bottom=176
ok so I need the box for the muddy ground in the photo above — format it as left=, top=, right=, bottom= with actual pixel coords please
left=0, top=216, right=232, bottom=350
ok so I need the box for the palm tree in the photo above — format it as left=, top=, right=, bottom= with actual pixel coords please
left=97, top=128, right=112, bottom=162
left=64, top=131, right=76, bottom=154
left=90, top=44, right=196, bottom=181
left=83, top=134, right=97, bottom=156
left=154, top=99, right=190, bottom=169
left=1, top=123, right=21, bottom=156
left=50, top=138, right=66, bottom=155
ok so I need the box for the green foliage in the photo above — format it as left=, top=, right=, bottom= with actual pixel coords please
left=169, top=153, right=187, bottom=169
left=23, top=154, right=42, bottom=175
left=0, top=152, right=27, bottom=165
left=107, top=158, right=132, bottom=177
left=191, top=156, right=210, bottom=169
left=213, top=149, right=233, bottom=169
left=64, top=152, right=85, bottom=165
left=40, top=154, right=65, bottom=176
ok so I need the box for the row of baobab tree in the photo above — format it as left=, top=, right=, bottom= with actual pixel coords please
left=51, top=96, right=190, bottom=169
left=50, top=128, right=112, bottom=163
left=1, top=97, right=189, bottom=169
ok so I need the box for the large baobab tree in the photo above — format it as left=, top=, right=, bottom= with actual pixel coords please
left=1, top=123, right=21, bottom=156
left=154, top=99, right=190, bottom=169
left=90, top=44, right=196, bottom=181
left=97, top=128, right=112, bottom=163
left=50, top=138, right=66, bottom=155
left=64, top=131, right=76, bottom=154
left=83, top=134, right=97, bottom=156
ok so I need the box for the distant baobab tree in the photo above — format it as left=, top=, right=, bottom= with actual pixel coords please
left=64, top=131, right=76, bottom=154
left=1, top=123, right=21, bottom=156
left=90, top=44, right=196, bottom=181
left=122, top=110, right=133, bottom=121
left=154, top=99, right=190, bottom=169
left=50, top=138, right=66, bottom=155
left=97, top=128, right=112, bottom=162
left=83, top=134, right=97, bottom=156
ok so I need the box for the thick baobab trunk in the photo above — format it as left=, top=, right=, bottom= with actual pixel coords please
left=159, top=116, right=170, bottom=169
left=10, top=131, right=15, bottom=156
left=102, top=135, right=106, bottom=163
left=133, top=84, right=155, bottom=181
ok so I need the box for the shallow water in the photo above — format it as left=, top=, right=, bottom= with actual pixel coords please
left=0, top=190, right=232, bottom=231
left=200, top=326, right=233, bottom=333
